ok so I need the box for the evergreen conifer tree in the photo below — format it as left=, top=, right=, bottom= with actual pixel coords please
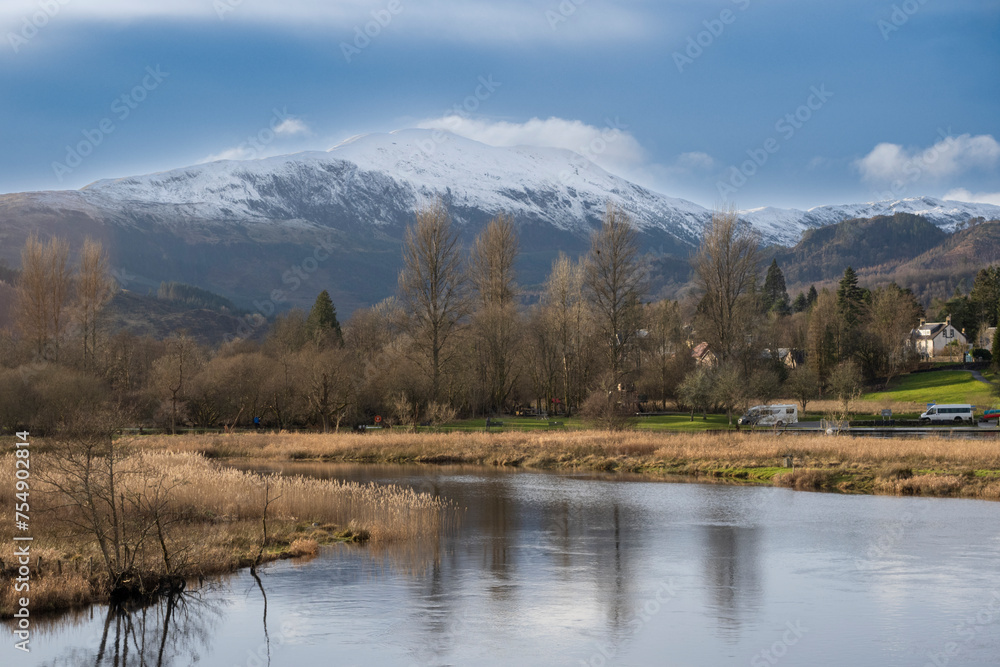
left=307, top=290, right=343, bottom=346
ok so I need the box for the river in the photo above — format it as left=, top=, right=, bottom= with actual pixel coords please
left=7, top=463, right=1000, bottom=666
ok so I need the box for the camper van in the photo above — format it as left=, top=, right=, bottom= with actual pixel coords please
left=738, top=404, right=798, bottom=427
left=919, top=404, right=973, bottom=424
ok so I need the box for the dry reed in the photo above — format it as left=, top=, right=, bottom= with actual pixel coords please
left=122, top=430, right=1000, bottom=502
left=0, top=449, right=455, bottom=617
left=134, top=430, right=1000, bottom=471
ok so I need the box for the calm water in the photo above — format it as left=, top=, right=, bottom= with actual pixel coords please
left=8, top=464, right=1000, bottom=666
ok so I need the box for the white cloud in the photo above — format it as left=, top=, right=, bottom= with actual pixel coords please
left=275, top=118, right=309, bottom=136
left=942, top=188, right=1000, bottom=207
left=856, top=133, right=1000, bottom=184
left=201, top=146, right=256, bottom=162
left=416, top=115, right=647, bottom=175
left=0, top=0, right=652, bottom=45
left=199, top=112, right=309, bottom=163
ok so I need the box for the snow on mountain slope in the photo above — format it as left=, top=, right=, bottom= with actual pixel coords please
left=78, top=130, right=713, bottom=247
left=741, top=197, right=1000, bottom=238
left=15, top=129, right=1000, bottom=250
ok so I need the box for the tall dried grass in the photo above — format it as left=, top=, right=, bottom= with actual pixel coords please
left=0, top=449, right=455, bottom=616
left=136, top=430, right=1000, bottom=472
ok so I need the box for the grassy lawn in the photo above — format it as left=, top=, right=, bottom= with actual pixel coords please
left=438, top=416, right=586, bottom=431
left=862, top=370, right=996, bottom=408
left=439, top=414, right=739, bottom=432
left=633, top=414, right=735, bottom=431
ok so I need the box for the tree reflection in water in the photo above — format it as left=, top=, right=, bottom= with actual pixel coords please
left=39, top=589, right=224, bottom=667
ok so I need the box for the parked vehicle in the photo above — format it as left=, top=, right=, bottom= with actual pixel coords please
left=980, top=409, right=1000, bottom=422
left=919, top=404, right=973, bottom=424
left=738, top=404, right=798, bottom=427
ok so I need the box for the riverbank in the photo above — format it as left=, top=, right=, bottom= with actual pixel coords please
left=0, top=450, right=452, bottom=618
left=138, top=430, right=1000, bottom=500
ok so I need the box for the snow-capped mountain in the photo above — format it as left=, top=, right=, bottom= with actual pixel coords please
left=741, top=197, right=1000, bottom=238
left=0, top=128, right=997, bottom=313
left=76, top=130, right=711, bottom=251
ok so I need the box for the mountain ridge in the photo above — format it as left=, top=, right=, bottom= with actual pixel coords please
left=1, top=129, right=999, bottom=314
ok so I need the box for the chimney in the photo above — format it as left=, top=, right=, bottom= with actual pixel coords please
left=946, top=314, right=951, bottom=326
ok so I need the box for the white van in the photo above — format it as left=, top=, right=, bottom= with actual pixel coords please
left=738, top=404, right=798, bottom=427
left=919, top=404, right=973, bottom=424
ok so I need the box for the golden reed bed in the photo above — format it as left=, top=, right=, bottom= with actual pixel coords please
left=139, top=429, right=1000, bottom=473
left=0, top=449, right=454, bottom=616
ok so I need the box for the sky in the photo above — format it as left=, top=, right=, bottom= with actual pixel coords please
left=0, top=0, right=998, bottom=210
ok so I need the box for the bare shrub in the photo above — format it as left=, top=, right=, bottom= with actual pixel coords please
left=580, top=389, right=634, bottom=431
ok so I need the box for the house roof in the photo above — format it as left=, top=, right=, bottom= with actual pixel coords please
left=691, top=341, right=710, bottom=360
left=912, top=323, right=946, bottom=340
left=911, top=321, right=966, bottom=342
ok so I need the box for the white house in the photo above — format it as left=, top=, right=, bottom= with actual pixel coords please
left=911, top=315, right=968, bottom=360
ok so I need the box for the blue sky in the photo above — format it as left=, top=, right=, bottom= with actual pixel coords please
left=1, top=0, right=998, bottom=209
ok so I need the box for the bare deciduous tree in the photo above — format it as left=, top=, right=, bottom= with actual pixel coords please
left=298, top=346, right=356, bottom=432
left=75, top=238, right=116, bottom=370
left=693, top=208, right=760, bottom=362
left=585, top=203, right=645, bottom=386
left=639, top=299, right=688, bottom=410
left=543, top=253, right=590, bottom=416
left=150, top=334, right=201, bottom=434
left=867, top=283, right=922, bottom=388
left=469, top=214, right=520, bottom=414
left=16, top=233, right=71, bottom=360
left=398, top=201, right=468, bottom=401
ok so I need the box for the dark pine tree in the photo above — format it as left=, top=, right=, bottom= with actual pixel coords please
left=762, top=259, right=790, bottom=315
left=836, top=267, right=867, bottom=358
left=307, top=290, right=343, bottom=347
left=807, top=285, right=818, bottom=307
left=792, top=292, right=809, bottom=313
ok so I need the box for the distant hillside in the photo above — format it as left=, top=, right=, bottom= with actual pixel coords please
left=105, top=288, right=256, bottom=345
left=888, top=220, right=1000, bottom=302
left=157, top=282, right=238, bottom=312
left=769, top=217, right=1000, bottom=305
left=769, top=213, right=948, bottom=286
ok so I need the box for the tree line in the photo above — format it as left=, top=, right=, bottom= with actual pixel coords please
left=2, top=204, right=993, bottom=432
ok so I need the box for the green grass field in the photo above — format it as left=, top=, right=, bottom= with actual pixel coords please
left=426, top=370, right=996, bottom=433
left=441, top=413, right=737, bottom=432
left=632, top=414, right=735, bottom=431
left=862, top=370, right=996, bottom=408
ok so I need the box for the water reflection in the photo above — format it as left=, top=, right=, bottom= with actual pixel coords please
left=8, top=465, right=1000, bottom=666
left=34, top=589, right=223, bottom=667
left=701, top=524, right=763, bottom=638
